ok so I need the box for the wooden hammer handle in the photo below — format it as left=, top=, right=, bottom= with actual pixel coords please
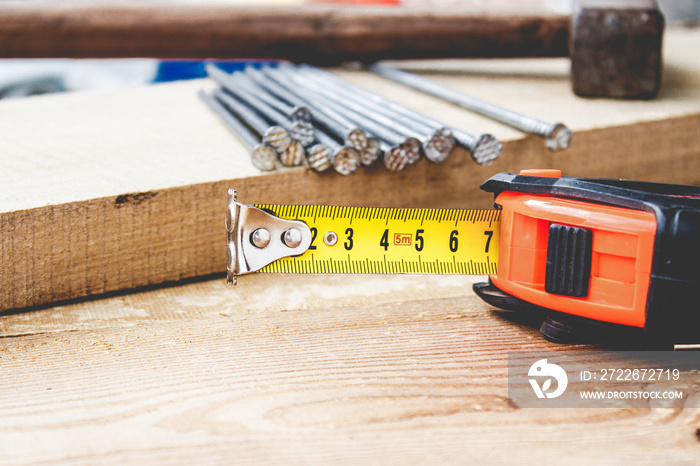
left=0, top=4, right=569, bottom=63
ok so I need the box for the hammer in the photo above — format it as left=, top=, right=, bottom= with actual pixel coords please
left=571, top=0, right=665, bottom=99
left=0, top=2, right=664, bottom=99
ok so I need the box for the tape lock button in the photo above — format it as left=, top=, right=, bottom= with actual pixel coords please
left=544, top=224, right=593, bottom=298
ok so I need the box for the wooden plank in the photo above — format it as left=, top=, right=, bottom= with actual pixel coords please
left=0, top=3, right=569, bottom=63
left=0, top=274, right=698, bottom=463
left=1, top=28, right=700, bottom=312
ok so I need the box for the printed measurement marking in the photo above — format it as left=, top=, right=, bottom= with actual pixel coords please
left=255, top=205, right=500, bottom=275
left=394, top=233, right=412, bottom=246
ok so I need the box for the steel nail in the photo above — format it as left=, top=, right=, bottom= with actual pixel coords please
left=283, top=68, right=414, bottom=143
left=215, top=88, right=304, bottom=167
left=241, top=89, right=315, bottom=151
left=298, top=64, right=501, bottom=164
left=305, top=143, right=333, bottom=172
left=282, top=67, right=454, bottom=166
left=207, top=65, right=313, bottom=156
left=241, top=67, right=312, bottom=122
left=312, top=127, right=361, bottom=176
left=300, top=89, right=413, bottom=171
left=451, top=129, right=502, bottom=166
left=308, top=91, right=420, bottom=170
left=296, top=66, right=435, bottom=132
left=212, top=88, right=292, bottom=157
left=368, top=63, right=571, bottom=151
left=273, top=68, right=417, bottom=170
left=206, top=65, right=292, bottom=151
left=198, top=90, right=278, bottom=171
left=299, top=67, right=456, bottom=164
left=236, top=68, right=314, bottom=125
left=256, top=66, right=381, bottom=167
left=241, top=67, right=340, bottom=171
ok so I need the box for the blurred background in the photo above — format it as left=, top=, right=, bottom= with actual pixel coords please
left=0, top=0, right=697, bottom=99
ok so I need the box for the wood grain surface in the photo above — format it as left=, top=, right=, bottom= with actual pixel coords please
left=0, top=3, right=569, bottom=63
left=1, top=29, right=700, bottom=312
left=0, top=273, right=699, bottom=464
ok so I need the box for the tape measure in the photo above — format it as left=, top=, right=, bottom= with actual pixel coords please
left=253, top=204, right=500, bottom=275
left=227, top=170, right=700, bottom=347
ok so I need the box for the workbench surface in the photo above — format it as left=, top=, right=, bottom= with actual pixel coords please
left=1, top=28, right=700, bottom=464
left=2, top=274, right=700, bottom=464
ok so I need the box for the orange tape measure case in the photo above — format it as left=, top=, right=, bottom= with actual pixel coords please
left=475, top=170, right=700, bottom=346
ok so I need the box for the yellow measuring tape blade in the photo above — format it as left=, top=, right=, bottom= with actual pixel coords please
left=255, top=205, right=500, bottom=275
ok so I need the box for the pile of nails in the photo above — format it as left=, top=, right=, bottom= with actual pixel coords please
left=199, top=62, right=504, bottom=175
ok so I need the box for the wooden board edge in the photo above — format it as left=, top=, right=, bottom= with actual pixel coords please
left=2, top=113, right=699, bottom=311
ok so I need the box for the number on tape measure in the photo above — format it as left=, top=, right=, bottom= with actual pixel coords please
left=254, top=205, right=500, bottom=275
